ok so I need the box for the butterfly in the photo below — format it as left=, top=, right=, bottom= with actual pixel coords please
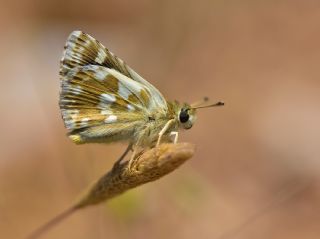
left=59, top=31, right=224, bottom=166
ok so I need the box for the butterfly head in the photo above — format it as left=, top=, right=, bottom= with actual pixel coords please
left=178, top=105, right=196, bottom=129
left=178, top=97, right=224, bottom=130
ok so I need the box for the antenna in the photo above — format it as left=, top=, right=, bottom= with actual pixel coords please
left=191, top=97, right=225, bottom=109
left=191, top=97, right=209, bottom=108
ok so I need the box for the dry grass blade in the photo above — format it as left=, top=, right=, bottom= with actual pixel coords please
left=27, top=143, right=195, bottom=239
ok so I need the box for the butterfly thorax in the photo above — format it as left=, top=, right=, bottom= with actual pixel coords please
left=127, top=100, right=197, bottom=147
left=131, top=101, right=179, bottom=147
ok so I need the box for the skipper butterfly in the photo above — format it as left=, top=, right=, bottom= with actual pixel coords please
left=59, top=31, right=223, bottom=165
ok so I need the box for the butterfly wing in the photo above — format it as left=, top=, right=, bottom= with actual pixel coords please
left=60, top=30, right=168, bottom=113
left=60, top=31, right=170, bottom=144
left=60, top=64, right=157, bottom=144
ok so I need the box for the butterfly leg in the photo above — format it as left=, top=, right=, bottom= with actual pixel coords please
left=127, top=135, right=144, bottom=170
left=112, top=143, right=132, bottom=170
left=128, top=148, right=136, bottom=170
left=156, top=119, right=175, bottom=147
left=170, top=131, right=179, bottom=144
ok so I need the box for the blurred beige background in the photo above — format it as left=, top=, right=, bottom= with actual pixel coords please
left=1, top=0, right=320, bottom=238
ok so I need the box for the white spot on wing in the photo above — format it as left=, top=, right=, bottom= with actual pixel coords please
left=62, top=109, right=79, bottom=118
left=61, top=109, right=79, bottom=130
left=80, top=117, right=89, bottom=127
left=95, top=48, right=107, bottom=64
left=118, top=82, right=131, bottom=99
left=73, top=85, right=83, bottom=95
left=100, top=93, right=116, bottom=103
left=95, top=70, right=109, bottom=81
left=101, top=109, right=113, bottom=115
left=127, top=104, right=135, bottom=111
left=65, top=121, right=75, bottom=129
left=109, top=69, right=144, bottom=94
left=127, top=67, right=168, bottom=111
left=108, top=69, right=151, bottom=108
left=67, top=41, right=76, bottom=50
left=105, top=115, right=117, bottom=123
left=73, top=31, right=82, bottom=38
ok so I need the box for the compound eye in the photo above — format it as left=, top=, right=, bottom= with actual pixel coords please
left=179, top=110, right=189, bottom=123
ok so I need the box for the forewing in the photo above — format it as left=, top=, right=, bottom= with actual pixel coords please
left=60, top=30, right=168, bottom=113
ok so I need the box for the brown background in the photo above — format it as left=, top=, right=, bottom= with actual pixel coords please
left=1, top=1, right=320, bottom=238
